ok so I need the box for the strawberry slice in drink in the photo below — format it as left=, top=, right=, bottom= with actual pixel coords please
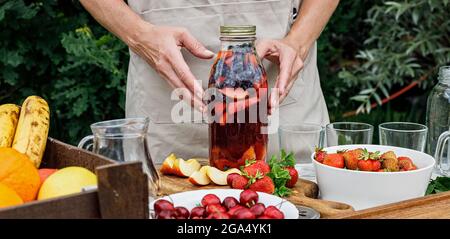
left=219, top=88, right=249, bottom=100
left=227, top=96, right=260, bottom=116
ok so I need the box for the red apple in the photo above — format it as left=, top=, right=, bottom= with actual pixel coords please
left=38, top=168, right=58, bottom=184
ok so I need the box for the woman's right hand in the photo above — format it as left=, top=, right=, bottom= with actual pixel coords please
left=129, top=22, right=214, bottom=112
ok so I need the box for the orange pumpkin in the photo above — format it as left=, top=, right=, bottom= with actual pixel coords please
left=0, top=148, right=40, bottom=202
left=0, top=182, right=23, bottom=208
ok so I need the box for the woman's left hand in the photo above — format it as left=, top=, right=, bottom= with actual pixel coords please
left=256, top=39, right=304, bottom=112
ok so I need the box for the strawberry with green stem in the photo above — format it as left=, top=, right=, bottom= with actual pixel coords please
left=314, top=147, right=326, bottom=163
left=357, top=149, right=382, bottom=172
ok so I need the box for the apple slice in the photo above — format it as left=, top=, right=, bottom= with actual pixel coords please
left=188, top=166, right=211, bottom=186
left=206, top=167, right=242, bottom=185
left=160, top=153, right=177, bottom=175
left=172, top=158, right=201, bottom=177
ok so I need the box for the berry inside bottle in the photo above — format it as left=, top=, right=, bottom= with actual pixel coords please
left=208, top=26, right=268, bottom=170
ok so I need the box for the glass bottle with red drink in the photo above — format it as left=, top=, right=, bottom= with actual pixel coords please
left=207, top=25, right=268, bottom=170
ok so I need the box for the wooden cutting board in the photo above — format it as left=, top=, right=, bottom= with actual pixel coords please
left=328, top=191, right=450, bottom=219
left=157, top=164, right=354, bottom=218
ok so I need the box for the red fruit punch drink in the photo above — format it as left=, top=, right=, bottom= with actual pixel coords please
left=207, top=25, right=268, bottom=170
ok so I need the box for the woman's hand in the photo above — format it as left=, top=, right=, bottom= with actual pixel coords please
left=130, top=23, right=214, bottom=112
left=256, top=39, right=304, bottom=111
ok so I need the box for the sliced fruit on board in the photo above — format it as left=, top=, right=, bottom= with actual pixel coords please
left=207, top=167, right=242, bottom=185
left=160, top=153, right=178, bottom=175
left=189, top=166, right=211, bottom=186
left=172, top=158, right=202, bottom=177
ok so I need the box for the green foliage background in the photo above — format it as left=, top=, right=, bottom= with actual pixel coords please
left=1, top=0, right=449, bottom=145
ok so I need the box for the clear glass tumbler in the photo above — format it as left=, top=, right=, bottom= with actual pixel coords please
left=278, top=123, right=325, bottom=181
left=326, top=122, right=374, bottom=146
left=379, top=122, right=428, bottom=152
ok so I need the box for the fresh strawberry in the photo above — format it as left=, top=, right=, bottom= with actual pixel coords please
left=242, top=160, right=270, bottom=177
left=357, top=149, right=382, bottom=172
left=227, top=173, right=241, bottom=186
left=231, top=175, right=249, bottom=189
left=371, top=160, right=381, bottom=171
left=323, top=153, right=345, bottom=168
left=342, top=149, right=363, bottom=170
left=284, top=167, right=298, bottom=188
left=248, top=176, right=275, bottom=194
left=314, top=147, right=326, bottom=163
left=398, top=157, right=417, bottom=171
left=357, top=159, right=380, bottom=172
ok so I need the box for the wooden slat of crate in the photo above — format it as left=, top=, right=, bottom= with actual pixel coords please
left=0, top=138, right=149, bottom=219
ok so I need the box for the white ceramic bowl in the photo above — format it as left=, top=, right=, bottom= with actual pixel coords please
left=312, top=145, right=435, bottom=210
left=151, top=189, right=299, bottom=219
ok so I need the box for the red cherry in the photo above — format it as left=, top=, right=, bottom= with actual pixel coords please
left=257, top=215, right=272, bottom=219
left=228, top=205, right=245, bottom=217
left=249, top=203, right=265, bottom=217
left=206, top=203, right=227, bottom=215
left=240, top=189, right=259, bottom=207
left=227, top=173, right=241, bottom=186
left=222, top=196, right=239, bottom=210
left=263, top=206, right=284, bottom=219
left=154, top=199, right=174, bottom=214
left=156, top=209, right=176, bottom=219
left=201, top=194, right=221, bottom=207
left=234, top=208, right=256, bottom=219
left=190, top=206, right=206, bottom=218
left=174, top=206, right=190, bottom=219
left=207, top=212, right=231, bottom=219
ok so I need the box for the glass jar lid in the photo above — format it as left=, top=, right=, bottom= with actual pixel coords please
left=220, top=25, right=256, bottom=37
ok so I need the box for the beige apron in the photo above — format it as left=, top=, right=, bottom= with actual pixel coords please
left=126, top=0, right=329, bottom=163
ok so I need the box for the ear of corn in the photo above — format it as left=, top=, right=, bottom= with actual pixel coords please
left=12, top=96, right=50, bottom=168
left=0, top=104, right=20, bottom=147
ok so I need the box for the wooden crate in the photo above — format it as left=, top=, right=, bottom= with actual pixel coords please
left=0, top=138, right=149, bottom=219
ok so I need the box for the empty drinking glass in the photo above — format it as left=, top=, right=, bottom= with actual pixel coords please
left=326, top=122, right=373, bottom=146
left=278, top=123, right=325, bottom=181
left=379, top=122, right=428, bottom=152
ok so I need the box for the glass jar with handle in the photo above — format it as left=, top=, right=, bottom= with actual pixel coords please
left=435, top=130, right=450, bottom=176
left=78, top=117, right=160, bottom=200
left=426, top=66, right=450, bottom=155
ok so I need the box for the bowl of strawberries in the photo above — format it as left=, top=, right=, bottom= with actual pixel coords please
left=151, top=189, right=299, bottom=219
left=312, top=145, right=435, bottom=210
